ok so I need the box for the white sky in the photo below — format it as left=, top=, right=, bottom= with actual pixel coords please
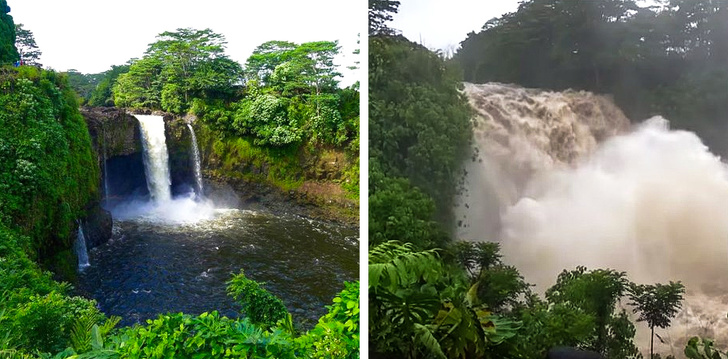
left=7, top=0, right=364, bottom=86
left=391, top=0, right=522, bottom=53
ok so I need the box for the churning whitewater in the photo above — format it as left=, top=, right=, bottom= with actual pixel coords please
left=458, top=82, right=728, bottom=354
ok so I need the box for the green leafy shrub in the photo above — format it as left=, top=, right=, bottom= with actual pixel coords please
left=297, top=281, right=360, bottom=359
left=8, top=292, right=98, bottom=353
left=233, top=93, right=302, bottom=146
left=685, top=337, right=727, bottom=359
left=226, top=270, right=289, bottom=328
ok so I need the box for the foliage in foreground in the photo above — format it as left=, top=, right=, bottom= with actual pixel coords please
left=63, top=280, right=359, bottom=359
left=369, top=240, right=689, bottom=359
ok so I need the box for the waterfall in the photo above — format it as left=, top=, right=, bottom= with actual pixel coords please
left=74, top=222, right=90, bottom=270
left=459, top=82, right=728, bottom=355
left=102, top=125, right=110, bottom=199
left=187, top=123, right=204, bottom=198
left=136, top=115, right=172, bottom=203
left=455, top=82, right=630, bottom=240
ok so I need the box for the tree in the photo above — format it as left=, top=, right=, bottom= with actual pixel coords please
left=628, top=281, right=685, bottom=359
left=14, top=23, right=40, bottom=66
left=88, top=64, right=130, bottom=107
left=369, top=0, right=400, bottom=35
left=112, top=57, right=163, bottom=109
left=231, top=40, right=351, bottom=147
left=244, top=40, right=298, bottom=85
left=347, top=34, right=361, bottom=72
left=546, top=266, right=639, bottom=358
left=450, top=241, right=531, bottom=313
left=0, top=0, right=18, bottom=64
left=111, top=28, right=242, bottom=113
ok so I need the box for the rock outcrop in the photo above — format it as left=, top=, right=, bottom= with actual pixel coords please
left=82, top=203, right=112, bottom=250
left=82, top=107, right=143, bottom=159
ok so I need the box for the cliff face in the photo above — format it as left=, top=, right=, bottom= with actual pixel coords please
left=168, top=115, right=359, bottom=225
left=82, top=107, right=143, bottom=160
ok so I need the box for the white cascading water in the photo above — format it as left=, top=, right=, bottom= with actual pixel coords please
left=136, top=115, right=172, bottom=203
left=187, top=123, right=204, bottom=198
left=74, top=222, right=90, bottom=270
left=459, top=82, right=728, bottom=356
left=111, top=115, right=215, bottom=223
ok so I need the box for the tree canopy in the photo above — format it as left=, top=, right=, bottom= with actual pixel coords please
left=0, top=0, right=18, bottom=64
left=14, top=23, right=40, bottom=66
left=112, top=28, right=243, bottom=113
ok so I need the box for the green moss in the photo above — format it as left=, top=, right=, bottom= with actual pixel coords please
left=201, top=124, right=305, bottom=192
left=44, top=249, right=78, bottom=284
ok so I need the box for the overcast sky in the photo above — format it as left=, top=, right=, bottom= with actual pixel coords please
left=7, top=0, right=363, bottom=86
left=391, top=0, right=522, bottom=53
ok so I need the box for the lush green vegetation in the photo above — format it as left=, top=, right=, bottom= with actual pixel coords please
left=368, top=1, right=696, bottom=358
left=0, top=0, right=18, bottom=64
left=369, top=31, right=471, bottom=235
left=454, top=0, right=728, bottom=154
left=0, top=66, right=99, bottom=255
left=0, top=63, right=104, bottom=356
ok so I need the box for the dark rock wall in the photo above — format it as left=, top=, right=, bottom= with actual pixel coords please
left=82, top=204, right=112, bottom=250
left=164, top=114, right=195, bottom=196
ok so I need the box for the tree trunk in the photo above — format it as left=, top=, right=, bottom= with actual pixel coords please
left=650, top=326, right=654, bottom=359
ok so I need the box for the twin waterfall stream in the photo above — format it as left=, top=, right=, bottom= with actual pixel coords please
left=76, top=115, right=357, bottom=327
left=456, top=83, right=728, bottom=356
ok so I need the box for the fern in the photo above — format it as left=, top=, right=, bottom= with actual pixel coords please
left=69, top=313, right=97, bottom=353
left=69, top=314, right=119, bottom=354
left=369, top=241, right=443, bottom=291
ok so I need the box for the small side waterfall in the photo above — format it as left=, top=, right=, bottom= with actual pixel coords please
left=187, top=123, right=204, bottom=198
left=74, top=222, right=90, bottom=270
left=136, top=115, right=172, bottom=203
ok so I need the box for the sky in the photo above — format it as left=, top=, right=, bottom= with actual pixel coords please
left=391, top=0, right=522, bottom=54
left=7, top=0, right=364, bottom=86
